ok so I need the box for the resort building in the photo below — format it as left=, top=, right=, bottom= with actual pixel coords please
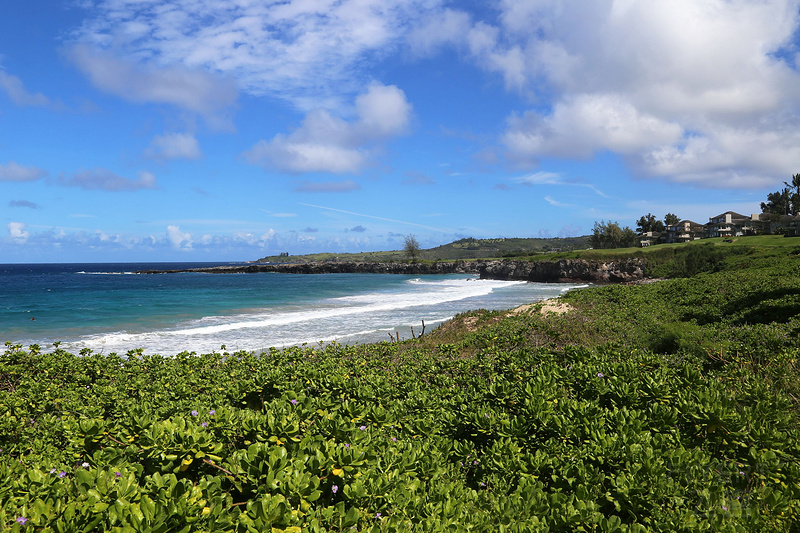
left=705, top=211, right=756, bottom=238
left=664, top=220, right=705, bottom=243
left=637, top=231, right=660, bottom=247
left=636, top=211, right=800, bottom=247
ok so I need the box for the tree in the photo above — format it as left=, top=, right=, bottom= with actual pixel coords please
left=664, top=213, right=680, bottom=227
left=785, top=173, right=800, bottom=215
left=404, top=234, right=421, bottom=262
left=591, top=220, right=637, bottom=249
left=636, top=213, right=664, bottom=233
left=760, top=173, right=800, bottom=216
left=761, top=187, right=791, bottom=216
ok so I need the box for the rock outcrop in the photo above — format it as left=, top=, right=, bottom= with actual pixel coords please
left=136, top=258, right=646, bottom=283
left=474, top=258, right=645, bottom=283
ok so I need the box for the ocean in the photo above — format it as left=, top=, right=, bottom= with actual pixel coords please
left=0, top=262, right=588, bottom=355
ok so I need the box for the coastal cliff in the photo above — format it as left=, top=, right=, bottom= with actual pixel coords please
left=475, top=258, right=645, bottom=283
left=137, top=258, right=645, bottom=283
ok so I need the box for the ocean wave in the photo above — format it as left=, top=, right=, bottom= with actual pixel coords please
left=76, top=271, right=135, bottom=275
left=62, top=277, right=586, bottom=355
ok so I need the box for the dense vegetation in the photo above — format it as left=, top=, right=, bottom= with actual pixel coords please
left=2, top=242, right=799, bottom=531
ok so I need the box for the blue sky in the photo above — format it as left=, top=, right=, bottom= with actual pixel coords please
left=2, top=0, right=800, bottom=262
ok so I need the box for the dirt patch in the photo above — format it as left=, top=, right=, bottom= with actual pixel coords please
left=463, top=316, right=481, bottom=332
left=508, top=299, right=573, bottom=316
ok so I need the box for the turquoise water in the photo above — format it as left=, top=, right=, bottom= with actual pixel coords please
left=1, top=263, right=588, bottom=355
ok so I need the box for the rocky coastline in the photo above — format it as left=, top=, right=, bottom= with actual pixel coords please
left=136, top=258, right=645, bottom=283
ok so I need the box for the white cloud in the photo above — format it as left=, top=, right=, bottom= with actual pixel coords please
left=0, top=223, right=287, bottom=260
left=7, top=222, right=29, bottom=243
left=144, top=132, right=202, bottom=161
left=543, top=196, right=573, bottom=207
left=421, top=0, right=800, bottom=188
left=514, top=171, right=563, bottom=185
left=68, top=45, right=237, bottom=130
left=73, top=0, right=442, bottom=112
left=513, top=171, right=608, bottom=197
left=504, top=94, right=683, bottom=160
left=0, top=161, right=48, bottom=182
left=407, top=8, right=472, bottom=56
left=59, top=169, right=157, bottom=191
left=0, top=70, right=58, bottom=108
left=639, top=124, right=800, bottom=189
left=245, top=83, right=411, bottom=174
left=166, top=225, right=192, bottom=249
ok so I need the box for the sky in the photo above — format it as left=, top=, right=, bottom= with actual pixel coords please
left=2, top=0, right=800, bottom=262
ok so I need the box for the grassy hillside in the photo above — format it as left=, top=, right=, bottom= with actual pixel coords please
left=257, top=236, right=591, bottom=263
left=1, top=242, right=799, bottom=531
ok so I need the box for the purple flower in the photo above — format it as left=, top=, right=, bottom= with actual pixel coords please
left=722, top=505, right=728, bottom=511
left=359, top=425, right=367, bottom=430
left=332, top=484, right=339, bottom=494
left=391, top=437, right=397, bottom=442
left=16, top=517, right=27, bottom=525
left=479, top=482, right=486, bottom=487
left=208, top=410, right=216, bottom=415
left=597, top=373, right=604, bottom=378
left=81, top=462, right=90, bottom=468
left=375, top=512, right=382, bottom=518
left=50, top=468, right=56, bottom=474
left=290, top=399, right=298, bottom=405
left=191, top=410, right=199, bottom=417
left=58, top=471, right=67, bottom=478
left=201, top=422, right=208, bottom=427
left=115, top=472, right=122, bottom=478
left=344, top=443, right=350, bottom=449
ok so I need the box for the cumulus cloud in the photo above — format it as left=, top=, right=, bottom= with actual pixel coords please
left=73, top=0, right=441, bottom=111
left=67, top=45, right=237, bottom=130
left=245, top=83, right=411, bottom=174
left=407, top=8, right=472, bottom=56
left=144, top=132, right=202, bottom=161
left=58, top=169, right=157, bottom=191
left=166, top=225, right=192, bottom=249
left=503, top=94, right=683, bottom=160
left=0, top=161, right=48, bottom=182
left=7, top=222, right=29, bottom=242
left=0, top=223, right=287, bottom=259
left=347, top=225, right=367, bottom=232
left=416, top=0, right=800, bottom=188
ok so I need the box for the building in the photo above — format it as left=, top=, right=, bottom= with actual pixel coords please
left=664, top=220, right=705, bottom=243
left=705, top=211, right=755, bottom=238
left=637, top=231, right=660, bottom=247
left=636, top=210, right=800, bottom=247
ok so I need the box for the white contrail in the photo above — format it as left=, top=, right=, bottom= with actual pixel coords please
left=299, top=203, right=451, bottom=232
